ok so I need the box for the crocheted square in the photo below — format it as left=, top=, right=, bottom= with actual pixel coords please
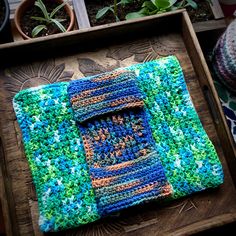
left=68, top=71, right=172, bottom=216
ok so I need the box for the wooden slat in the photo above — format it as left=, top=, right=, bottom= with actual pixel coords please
left=72, top=0, right=90, bottom=28
left=193, top=19, right=227, bottom=33
left=210, top=0, right=225, bottom=19
left=167, top=213, right=236, bottom=236
left=0, top=192, right=6, bottom=235
left=182, top=11, right=236, bottom=184
left=0, top=138, right=15, bottom=236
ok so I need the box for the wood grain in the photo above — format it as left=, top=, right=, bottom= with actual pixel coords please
left=182, top=11, right=236, bottom=185
left=193, top=19, right=227, bottom=33
left=72, top=0, right=90, bottom=29
left=209, top=0, right=225, bottom=19
left=0, top=10, right=236, bottom=236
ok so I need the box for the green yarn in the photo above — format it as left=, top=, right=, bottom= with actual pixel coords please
left=126, top=56, right=223, bottom=198
left=13, top=83, right=100, bottom=232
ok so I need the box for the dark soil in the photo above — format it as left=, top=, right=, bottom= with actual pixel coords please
left=21, top=0, right=70, bottom=38
left=86, top=0, right=143, bottom=26
left=186, top=0, right=214, bottom=23
left=85, top=0, right=214, bottom=27
left=0, top=0, right=6, bottom=26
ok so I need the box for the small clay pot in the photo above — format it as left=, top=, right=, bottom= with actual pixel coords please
left=14, top=0, right=75, bottom=39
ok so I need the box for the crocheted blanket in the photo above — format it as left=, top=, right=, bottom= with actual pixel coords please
left=13, top=56, right=224, bottom=232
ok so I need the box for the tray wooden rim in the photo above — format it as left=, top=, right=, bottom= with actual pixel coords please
left=0, top=9, right=236, bottom=235
left=1, top=9, right=186, bottom=49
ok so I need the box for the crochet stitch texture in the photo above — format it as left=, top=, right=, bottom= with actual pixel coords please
left=13, top=55, right=224, bottom=232
left=125, top=57, right=223, bottom=198
left=68, top=71, right=172, bottom=216
left=13, top=83, right=100, bottom=232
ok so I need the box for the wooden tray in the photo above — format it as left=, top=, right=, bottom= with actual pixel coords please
left=1, top=10, right=236, bottom=236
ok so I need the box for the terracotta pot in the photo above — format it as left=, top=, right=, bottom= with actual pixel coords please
left=0, top=0, right=13, bottom=43
left=14, top=0, right=75, bottom=39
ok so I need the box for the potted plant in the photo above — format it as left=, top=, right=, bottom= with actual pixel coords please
left=0, top=0, right=13, bottom=43
left=14, top=0, right=75, bottom=39
left=79, top=0, right=224, bottom=31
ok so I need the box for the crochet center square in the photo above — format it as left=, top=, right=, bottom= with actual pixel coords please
left=79, top=111, right=171, bottom=216
left=68, top=71, right=172, bottom=216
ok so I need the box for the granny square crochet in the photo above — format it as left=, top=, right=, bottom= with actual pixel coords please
left=68, top=70, right=172, bottom=216
left=13, top=55, right=224, bottom=232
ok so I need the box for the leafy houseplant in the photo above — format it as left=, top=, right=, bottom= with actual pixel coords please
left=0, top=0, right=13, bottom=43
left=14, top=0, right=75, bottom=39
left=95, top=0, right=208, bottom=22
left=126, top=0, right=198, bottom=19
left=96, top=0, right=136, bottom=22
left=31, top=0, right=69, bottom=37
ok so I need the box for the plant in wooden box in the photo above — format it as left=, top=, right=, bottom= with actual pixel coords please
left=86, top=0, right=215, bottom=26
left=95, top=0, right=139, bottom=22
left=0, top=0, right=13, bottom=43
left=96, top=0, right=192, bottom=21
left=14, top=0, right=75, bottom=39
left=125, top=0, right=199, bottom=20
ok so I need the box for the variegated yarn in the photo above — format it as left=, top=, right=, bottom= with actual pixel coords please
left=13, top=55, right=224, bottom=232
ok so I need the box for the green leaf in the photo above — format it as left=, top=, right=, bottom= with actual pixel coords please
left=152, top=0, right=177, bottom=9
left=56, top=18, right=66, bottom=22
left=50, top=0, right=67, bottom=18
left=31, top=16, right=50, bottom=23
left=154, top=0, right=170, bottom=9
left=32, top=24, right=47, bottom=38
left=120, top=0, right=133, bottom=4
left=170, top=6, right=178, bottom=10
left=151, top=0, right=157, bottom=6
left=139, top=7, right=149, bottom=14
left=96, top=6, right=111, bottom=19
left=186, top=0, right=198, bottom=9
left=169, top=0, right=178, bottom=7
left=35, top=0, right=50, bottom=20
left=125, top=11, right=145, bottom=20
left=142, top=1, right=156, bottom=11
left=115, top=15, right=120, bottom=22
left=51, top=18, right=66, bottom=32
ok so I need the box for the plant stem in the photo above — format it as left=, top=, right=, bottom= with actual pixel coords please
left=114, top=0, right=118, bottom=20
left=179, top=0, right=185, bottom=8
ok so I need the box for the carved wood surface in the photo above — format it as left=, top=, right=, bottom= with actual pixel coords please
left=1, top=32, right=236, bottom=236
